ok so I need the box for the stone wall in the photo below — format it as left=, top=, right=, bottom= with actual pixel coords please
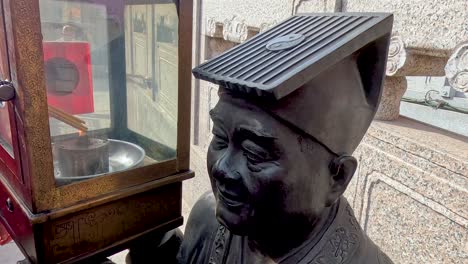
left=185, top=1, right=468, bottom=263
left=349, top=119, right=467, bottom=263
left=345, top=0, right=468, bottom=57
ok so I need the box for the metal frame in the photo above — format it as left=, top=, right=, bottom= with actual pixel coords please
left=1, top=0, right=193, bottom=213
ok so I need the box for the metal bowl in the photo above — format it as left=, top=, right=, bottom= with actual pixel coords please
left=54, top=139, right=146, bottom=185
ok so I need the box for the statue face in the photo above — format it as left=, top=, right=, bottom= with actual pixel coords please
left=207, top=95, right=335, bottom=236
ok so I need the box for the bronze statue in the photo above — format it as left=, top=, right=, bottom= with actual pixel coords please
left=130, top=13, right=394, bottom=264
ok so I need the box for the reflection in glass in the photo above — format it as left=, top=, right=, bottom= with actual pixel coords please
left=39, top=0, right=179, bottom=185
left=0, top=102, right=13, bottom=157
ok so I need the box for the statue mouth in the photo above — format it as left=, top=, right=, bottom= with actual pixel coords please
left=217, top=187, right=246, bottom=208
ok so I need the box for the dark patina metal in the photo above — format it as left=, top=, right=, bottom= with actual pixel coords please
left=176, top=13, right=393, bottom=264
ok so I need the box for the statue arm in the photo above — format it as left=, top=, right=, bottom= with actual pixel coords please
left=126, top=228, right=184, bottom=264
left=177, top=191, right=218, bottom=264
left=126, top=191, right=218, bottom=264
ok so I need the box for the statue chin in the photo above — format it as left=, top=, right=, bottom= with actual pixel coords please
left=215, top=202, right=251, bottom=236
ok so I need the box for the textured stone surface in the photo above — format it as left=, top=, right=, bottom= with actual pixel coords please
left=294, top=0, right=341, bottom=13
left=375, top=77, right=407, bottom=121
left=445, top=42, right=468, bottom=92
left=201, top=0, right=467, bottom=56
left=202, top=0, right=292, bottom=36
left=205, top=17, right=224, bottom=38
left=202, top=0, right=337, bottom=29
left=221, top=15, right=249, bottom=43
left=386, top=35, right=407, bottom=76
left=365, top=179, right=466, bottom=263
left=347, top=118, right=468, bottom=263
left=345, top=0, right=468, bottom=57
left=201, top=0, right=338, bottom=38
left=391, top=52, right=448, bottom=77
left=386, top=36, right=448, bottom=77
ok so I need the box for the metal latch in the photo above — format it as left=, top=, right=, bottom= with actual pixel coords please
left=440, top=79, right=456, bottom=99
left=0, top=80, right=15, bottom=101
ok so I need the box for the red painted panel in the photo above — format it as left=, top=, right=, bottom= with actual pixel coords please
left=43, top=41, right=94, bottom=115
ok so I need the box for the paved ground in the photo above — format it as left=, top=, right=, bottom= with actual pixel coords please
left=0, top=242, right=23, bottom=263
left=0, top=242, right=128, bottom=264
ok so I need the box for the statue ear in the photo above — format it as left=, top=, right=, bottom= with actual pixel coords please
left=326, top=154, right=358, bottom=205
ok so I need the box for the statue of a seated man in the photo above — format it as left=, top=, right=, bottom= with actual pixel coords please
left=129, top=13, right=394, bottom=264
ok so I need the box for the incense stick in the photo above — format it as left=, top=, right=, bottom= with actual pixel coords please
left=48, top=105, right=88, bottom=132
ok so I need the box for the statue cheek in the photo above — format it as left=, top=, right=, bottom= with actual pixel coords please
left=247, top=164, right=286, bottom=194
left=257, top=162, right=286, bottom=181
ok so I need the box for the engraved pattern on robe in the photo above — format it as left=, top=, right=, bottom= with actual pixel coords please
left=178, top=193, right=393, bottom=264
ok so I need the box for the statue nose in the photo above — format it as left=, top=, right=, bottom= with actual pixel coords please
left=212, top=151, right=242, bottom=183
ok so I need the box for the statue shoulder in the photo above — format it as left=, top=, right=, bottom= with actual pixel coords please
left=178, top=191, right=219, bottom=264
left=377, top=250, right=394, bottom=264
left=186, top=191, right=217, bottom=229
left=349, top=229, right=394, bottom=264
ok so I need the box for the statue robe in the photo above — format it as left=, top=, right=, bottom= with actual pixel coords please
left=178, top=192, right=393, bottom=264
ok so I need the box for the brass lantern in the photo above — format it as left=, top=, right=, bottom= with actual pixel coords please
left=0, top=0, right=193, bottom=263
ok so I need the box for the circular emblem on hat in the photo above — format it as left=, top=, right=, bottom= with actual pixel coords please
left=266, top=33, right=305, bottom=51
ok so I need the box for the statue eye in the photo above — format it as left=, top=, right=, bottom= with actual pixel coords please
left=211, top=125, right=229, bottom=151
left=241, top=140, right=269, bottom=163
left=211, top=134, right=228, bottom=151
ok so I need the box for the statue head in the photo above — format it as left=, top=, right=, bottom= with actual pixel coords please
left=194, top=14, right=393, bottom=240
left=207, top=89, right=358, bottom=237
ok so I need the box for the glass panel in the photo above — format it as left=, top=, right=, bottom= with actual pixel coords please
left=39, top=0, right=179, bottom=186
left=0, top=102, right=14, bottom=157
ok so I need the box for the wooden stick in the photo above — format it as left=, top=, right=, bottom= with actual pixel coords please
left=48, top=105, right=85, bottom=124
left=49, top=112, right=88, bottom=132
left=49, top=113, right=88, bottom=132
left=48, top=106, right=88, bottom=132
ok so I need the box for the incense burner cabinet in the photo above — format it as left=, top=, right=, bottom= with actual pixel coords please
left=0, top=0, right=193, bottom=263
